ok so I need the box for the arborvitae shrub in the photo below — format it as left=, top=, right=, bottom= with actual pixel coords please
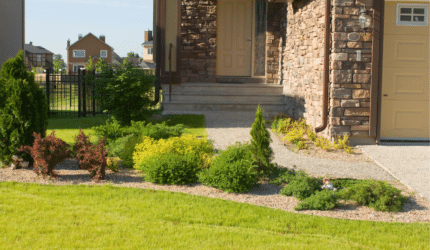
left=250, top=105, right=274, bottom=177
left=295, top=189, right=339, bottom=211
left=199, top=142, right=258, bottom=193
left=19, top=132, right=72, bottom=177
left=338, top=180, right=407, bottom=212
left=106, top=134, right=135, bottom=158
left=142, top=153, right=201, bottom=185
left=0, top=50, right=49, bottom=166
left=280, top=175, right=323, bottom=200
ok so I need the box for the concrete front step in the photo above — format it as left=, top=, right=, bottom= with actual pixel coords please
left=169, top=93, right=285, bottom=103
left=162, top=101, right=285, bottom=113
left=163, top=83, right=283, bottom=95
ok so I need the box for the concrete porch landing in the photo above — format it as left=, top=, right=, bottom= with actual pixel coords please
left=161, top=83, right=286, bottom=117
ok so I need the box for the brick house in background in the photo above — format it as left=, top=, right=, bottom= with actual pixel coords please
left=66, top=33, right=114, bottom=74
left=142, top=30, right=154, bottom=62
left=24, top=42, right=54, bottom=72
left=0, top=0, right=25, bottom=72
left=153, top=0, right=429, bottom=144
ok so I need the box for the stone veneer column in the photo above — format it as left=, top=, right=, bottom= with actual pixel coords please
left=329, top=0, right=373, bottom=140
left=181, top=0, right=217, bottom=83
left=281, top=0, right=326, bottom=132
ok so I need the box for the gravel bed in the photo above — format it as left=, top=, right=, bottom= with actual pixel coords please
left=1, top=111, right=428, bottom=223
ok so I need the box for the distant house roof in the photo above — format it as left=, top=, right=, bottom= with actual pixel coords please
left=141, top=61, right=155, bottom=70
left=113, top=52, right=123, bottom=64
left=142, top=41, right=153, bottom=46
left=24, top=43, right=53, bottom=54
left=67, top=32, right=113, bottom=49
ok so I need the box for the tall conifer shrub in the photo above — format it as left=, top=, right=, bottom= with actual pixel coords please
left=0, top=50, right=49, bottom=166
left=250, top=105, right=274, bottom=177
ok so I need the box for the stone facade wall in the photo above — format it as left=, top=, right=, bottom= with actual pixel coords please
left=181, top=0, right=217, bottom=83
left=329, top=0, right=373, bottom=140
left=281, top=0, right=374, bottom=141
left=266, top=2, right=284, bottom=84
left=281, top=0, right=327, bottom=134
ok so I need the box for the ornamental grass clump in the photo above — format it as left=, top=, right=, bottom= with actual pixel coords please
left=250, top=105, right=275, bottom=177
left=19, top=132, right=72, bottom=177
left=199, top=142, right=258, bottom=193
left=0, top=50, right=49, bottom=166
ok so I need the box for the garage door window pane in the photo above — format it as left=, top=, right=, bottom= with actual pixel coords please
left=397, top=4, right=428, bottom=26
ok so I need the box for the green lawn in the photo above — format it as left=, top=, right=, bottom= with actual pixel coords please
left=0, top=182, right=427, bottom=249
left=46, top=113, right=206, bottom=146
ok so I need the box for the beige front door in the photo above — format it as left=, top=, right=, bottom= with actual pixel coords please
left=217, top=0, right=253, bottom=76
left=381, top=1, right=429, bottom=140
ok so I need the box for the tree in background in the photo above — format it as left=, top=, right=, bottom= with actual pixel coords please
left=53, top=54, right=66, bottom=73
left=127, top=52, right=140, bottom=58
left=85, top=56, right=95, bottom=72
left=95, top=58, right=109, bottom=73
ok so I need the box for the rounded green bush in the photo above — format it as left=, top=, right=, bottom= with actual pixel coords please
left=121, top=135, right=144, bottom=168
left=338, top=180, right=407, bottom=212
left=0, top=50, right=49, bottom=166
left=280, top=175, right=323, bottom=200
left=142, top=153, right=200, bottom=185
left=199, top=142, right=258, bottom=193
left=295, top=189, right=339, bottom=211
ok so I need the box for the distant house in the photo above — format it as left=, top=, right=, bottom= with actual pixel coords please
left=112, top=51, right=124, bottom=66
left=24, top=42, right=54, bottom=72
left=141, top=30, right=155, bottom=71
left=66, top=33, right=115, bottom=74
left=0, top=0, right=25, bottom=72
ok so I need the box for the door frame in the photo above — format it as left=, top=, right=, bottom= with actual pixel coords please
left=216, top=0, right=267, bottom=78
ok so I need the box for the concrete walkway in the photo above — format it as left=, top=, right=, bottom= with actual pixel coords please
left=358, top=142, right=430, bottom=202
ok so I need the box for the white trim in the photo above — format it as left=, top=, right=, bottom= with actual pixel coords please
left=100, top=50, right=108, bottom=58
left=396, top=3, right=428, bottom=26
left=73, top=65, right=85, bottom=72
left=37, top=54, right=42, bottom=62
left=73, top=50, right=86, bottom=58
left=386, top=0, right=429, bottom=2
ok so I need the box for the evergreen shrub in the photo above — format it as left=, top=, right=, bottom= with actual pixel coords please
left=141, top=153, right=201, bottom=185
left=199, top=142, right=258, bottom=193
left=19, top=132, right=71, bottom=177
left=337, top=180, right=407, bottom=212
left=0, top=50, right=49, bottom=166
left=295, top=189, right=339, bottom=211
left=250, top=105, right=274, bottom=177
left=133, top=134, right=214, bottom=171
left=121, top=135, right=144, bottom=168
left=280, top=175, right=323, bottom=200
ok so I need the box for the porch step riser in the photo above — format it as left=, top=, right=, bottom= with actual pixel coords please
left=163, top=85, right=283, bottom=95
left=162, top=103, right=285, bottom=113
left=169, top=95, right=284, bottom=103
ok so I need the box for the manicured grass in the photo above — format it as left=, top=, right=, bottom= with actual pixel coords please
left=0, top=182, right=427, bottom=249
left=47, top=113, right=207, bottom=146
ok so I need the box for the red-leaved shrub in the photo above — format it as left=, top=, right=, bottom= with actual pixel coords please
left=19, top=131, right=72, bottom=177
left=73, top=129, right=107, bottom=181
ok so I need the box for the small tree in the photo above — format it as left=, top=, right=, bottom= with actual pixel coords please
left=249, top=105, right=274, bottom=177
left=53, top=54, right=66, bottom=73
left=0, top=50, right=49, bottom=166
left=85, top=56, right=95, bottom=72
left=95, top=58, right=109, bottom=73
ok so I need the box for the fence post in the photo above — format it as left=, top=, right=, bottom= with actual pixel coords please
left=45, top=68, right=50, bottom=118
left=82, top=69, right=87, bottom=117
left=78, top=68, right=81, bottom=117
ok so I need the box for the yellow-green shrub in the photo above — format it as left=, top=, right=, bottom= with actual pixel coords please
left=333, top=136, right=355, bottom=154
left=133, top=134, right=214, bottom=170
left=283, top=127, right=305, bottom=144
left=106, top=157, right=121, bottom=172
left=314, top=137, right=333, bottom=151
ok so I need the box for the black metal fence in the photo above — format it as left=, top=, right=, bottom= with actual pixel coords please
left=36, top=68, right=104, bottom=118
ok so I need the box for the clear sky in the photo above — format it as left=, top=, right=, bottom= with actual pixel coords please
left=26, top=0, right=153, bottom=61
